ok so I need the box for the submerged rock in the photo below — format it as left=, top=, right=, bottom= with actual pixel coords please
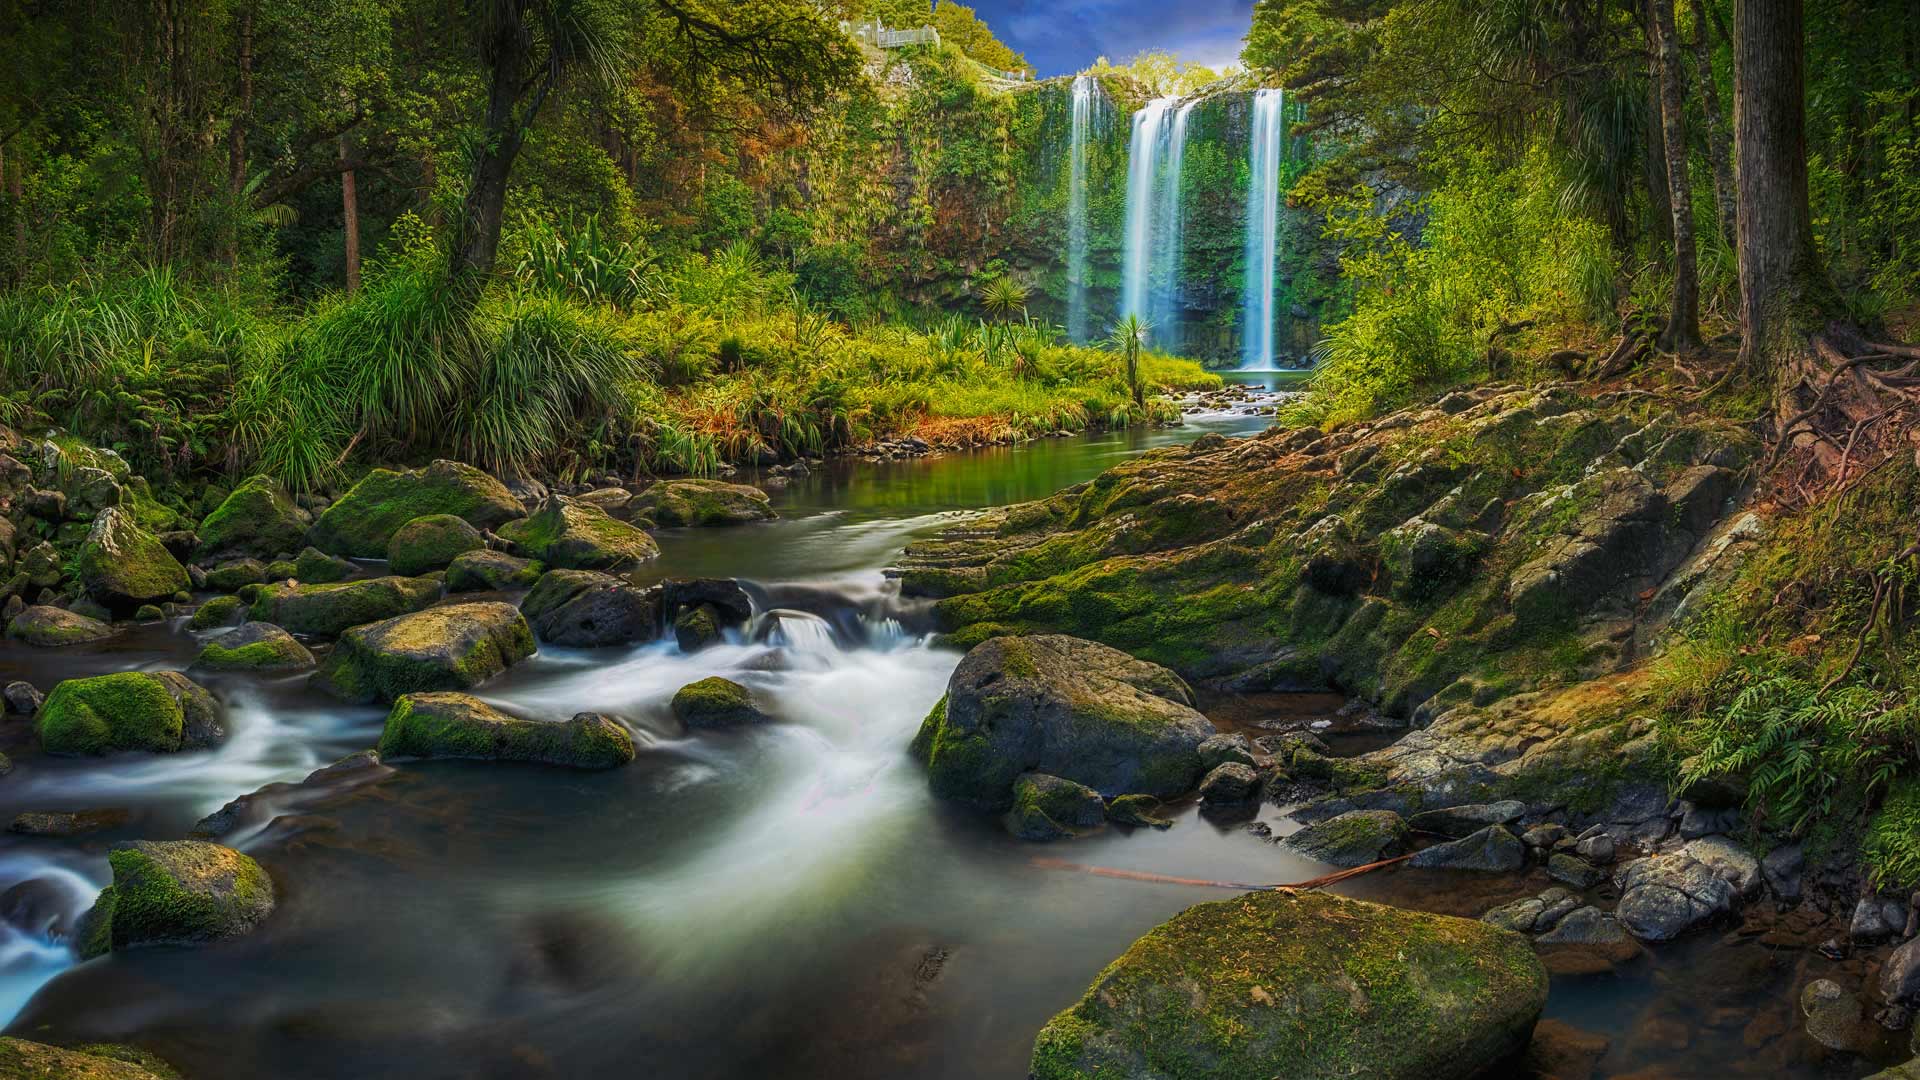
left=308, top=460, right=523, bottom=558
left=1106, top=794, right=1174, bottom=829
left=519, top=568, right=660, bottom=647
left=1006, top=772, right=1105, bottom=840
left=195, top=474, right=307, bottom=560
left=629, top=478, right=776, bottom=527
left=911, top=635, right=1213, bottom=809
left=1409, top=825, right=1527, bottom=872
left=499, top=498, right=658, bottom=571
left=76, top=508, right=189, bottom=613
left=1408, top=800, right=1525, bottom=838
left=1197, top=762, right=1260, bottom=805
left=1283, top=809, right=1410, bottom=867
left=376, top=691, right=635, bottom=769
left=5, top=605, right=117, bottom=647
left=248, top=575, right=441, bottom=638
left=193, top=621, right=315, bottom=672
left=315, top=601, right=535, bottom=704
left=0, top=1038, right=180, bottom=1079
left=77, top=839, right=274, bottom=958
left=8, top=807, right=130, bottom=837
left=446, top=549, right=542, bottom=592
left=1030, top=890, right=1547, bottom=1080
left=37, top=671, right=222, bottom=755
left=386, top=513, right=486, bottom=576
left=670, top=676, right=768, bottom=728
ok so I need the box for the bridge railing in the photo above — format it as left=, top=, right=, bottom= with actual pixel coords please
left=840, top=20, right=1030, bottom=81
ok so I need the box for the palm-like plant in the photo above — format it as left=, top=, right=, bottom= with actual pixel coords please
left=981, top=276, right=1029, bottom=322
left=1108, top=313, right=1151, bottom=407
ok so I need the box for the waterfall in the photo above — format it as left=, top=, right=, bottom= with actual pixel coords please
left=1066, top=75, right=1096, bottom=343
left=1150, top=100, right=1198, bottom=349
left=1240, top=88, right=1286, bottom=370
left=1119, top=97, right=1173, bottom=330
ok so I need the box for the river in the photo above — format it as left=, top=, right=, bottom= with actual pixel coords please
left=0, top=383, right=1885, bottom=1078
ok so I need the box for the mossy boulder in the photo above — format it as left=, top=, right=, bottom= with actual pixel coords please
left=518, top=568, right=662, bottom=647
left=193, top=622, right=315, bottom=672
left=672, top=603, right=725, bottom=651
left=629, top=478, right=776, bottom=527
left=194, top=474, right=306, bottom=560
left=202, top=558, right=267, bottom=593
left=912, top=635, right=1214, bottom=809
left=1030, top=890, right=1548, bottom=1080
left=76, top=839, right=274, bottom=959
left=1006, top=772, right=1105, bottom=840
left=670, top=676, right=768, bottom=728
left=446, top=549, right=542, bottom=592
left=1107, top=793, right=1174, bottom=829
left=376, top=691, right=635, bottom=769
left=1284, top=809, right=1411, bottom=867
left=386, top=514, right=486, bottom=576
left=314, top=601, right=535, bottom=704
left=498, top=497, right=659, bottom=571
left=36, top=671, right=223, bottom=756
left=247, top=576, right=441, bottom=639
left=6, top=605, right=117, bottom=646
left=307, top=460, right=522, bottom=558
left=292, top=546, right=356, bottom=584
left=187, top=594, right=245, bottom=630
left=0, top=1039, right=180, bottom=1079
left=76, top=508, right=189, bottom=614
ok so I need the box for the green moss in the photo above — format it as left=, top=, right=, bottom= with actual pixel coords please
left=670, top=675, right=764, bottom=726
left=195, top=637, right=312, bottom=672
left=315, top=603, right=535, bottom=704
left=386, top=514, right=486, bottom=576
left=103, top=844, right=271, bottom=949
left=908, top=695, right=948, bottom=762
left=248, top=576, right=441, bottom=638
left=292, top=546, right=355, bottom=583
left=202, top=559, right=266, bottom=593
left=376, top=692, right=636, bottom=769
left=498, top=500, right=658, bottom=571
left=37, top=673, right=186, bottom=755
left=194, top=475, right=305, bottom=560
left=307, top=461, right=521, bottom=558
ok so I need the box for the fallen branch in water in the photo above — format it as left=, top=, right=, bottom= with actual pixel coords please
left=1028, top=852, right=1416, bottom=893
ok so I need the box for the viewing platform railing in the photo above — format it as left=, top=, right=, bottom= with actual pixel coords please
left=840, top=20, right=1030, bottom=81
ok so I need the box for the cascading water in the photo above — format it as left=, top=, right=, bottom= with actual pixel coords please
left=1240, top=87, right=1287, bottom=371
left=1065, top=75, right=1097, bottom=343
left=1149, top=100, right=1198, bottom=348
left=1119, top=97, right=1173, bottom=328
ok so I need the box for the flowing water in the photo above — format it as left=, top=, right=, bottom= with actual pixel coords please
left=1065, top=75, right=1101, bottom=344
left=1241, top=87, right=1287, bottom=371
left=1119, top=97, right=1174, bottom=328
left=0, top=399, right=1891, bottom=1078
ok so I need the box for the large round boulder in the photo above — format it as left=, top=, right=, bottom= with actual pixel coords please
left=670, top=676, right=768, bottom=728
left=314, top=601, right=536, bottom=704
left=75, top=508, right=188, bottom=613
left=1030, top=890, right=1548, bottom=1080
left=36, top=671, right=223, bottom=755
left=248, top=576, right=441, bottom=639
left=193, top=621, right=315, bottom=672
left=498, top=497, right=659, bottom=571
left=195, top=474, right=306, bottom=560
left=386, top=514, right=486, bottom=576
left=519, top=568, right=661, bottom=647
left=446, top=549, right=542, bottom=592
left=5, top=605, right=117, bottom=647
left=910, top=635, right=1213, bottom=808
left=376, top=691, right=635, bottom=769
left=307, top=460, right=523, bottom=558
left=76, top=839, right=274, bottom=958
left=629, top=478, right=775, bottom=527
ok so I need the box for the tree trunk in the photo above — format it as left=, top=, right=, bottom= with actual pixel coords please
left=1688, top=0, right=1738, bottom=250
left=1653, top=0, right=1702, bottom=351
left=228, top=5, right=253, bottom=267
left=450, top=0, right=540, bottom=288
left=340, top=133, right=360, bottom=293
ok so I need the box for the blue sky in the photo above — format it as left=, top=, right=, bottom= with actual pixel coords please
left=956, top=0, right=1258, bottom=78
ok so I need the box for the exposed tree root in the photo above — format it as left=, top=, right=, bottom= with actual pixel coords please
left=1764, top=328, right=1920, bottom=507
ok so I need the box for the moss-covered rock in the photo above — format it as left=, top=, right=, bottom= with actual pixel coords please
left=914, top=635, right=1214, bottom=809
left=1006, top=772, right=1105, bottom=840
left=314, top=601, right=535, bottom=704
left=193, top=622, right=315, bottom=672
left=76, top=839, right=274, bottom=958
left=446, top=549, right=542, bottom=592
left=307, top=460, right=523, bottom=558
left=202, top=558, right=267, bottom=593
left=1030, top=890, right=1548, bottom=1080
left=292, top=545, right=356, bottom=584
left=670, top=676, right=768, bottom=728
left=498, top=497, right=659, bottom=571
left=1107, top=793, right=1174, bottom=829
left=75, top=508, right=189, bottom=614
left=376, top=691, right=635, bottom=769
left=248, top=576, right=441, bottom=638
left=5, top=605, right=117, bottom=646
left=1283, top=809, right=1411, bottom=867
left=187, top=594, right=245, bottom=631
left=672, top=603, right=724, bottom=651
left=629, top=478, right=776, bottom=527
left=0, top=1038, right=180, bottom=1079
left=35, top=671, right=223, bottom=756
left=194, top=474, right=306, bottom=560
left=387, top=514, right=487, bottom=576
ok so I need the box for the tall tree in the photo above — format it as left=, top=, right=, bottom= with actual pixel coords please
left=1652, top=0, right=1701, bottom=350
left=1687, top=0, right=1737, bottom=249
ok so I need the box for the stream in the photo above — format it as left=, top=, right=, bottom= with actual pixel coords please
left=0, top=377, right=1886, bottom=1078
